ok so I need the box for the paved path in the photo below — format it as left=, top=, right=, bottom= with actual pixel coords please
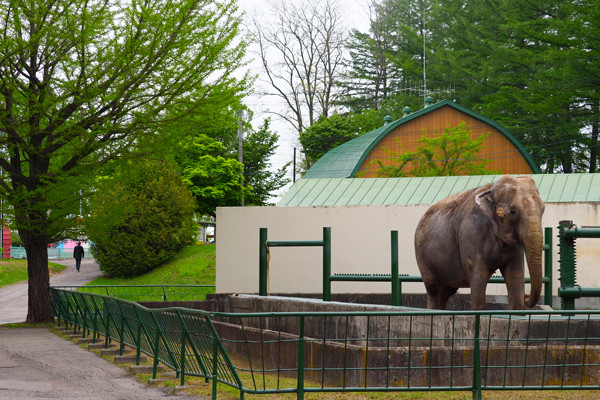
left=0, top=258, right=202, bottom=399
left=0, top=258, right=101, bottom=324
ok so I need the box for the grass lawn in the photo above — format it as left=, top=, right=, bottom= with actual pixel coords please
left=0, top=260, right=66, bottom=288
left=86, top=244, right=216, bottom=286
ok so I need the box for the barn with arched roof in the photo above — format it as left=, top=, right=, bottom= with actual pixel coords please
left=304, top=98, right=539, bottom=179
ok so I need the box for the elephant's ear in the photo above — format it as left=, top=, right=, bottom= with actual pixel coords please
left=475, top=189, right=496, bottom=223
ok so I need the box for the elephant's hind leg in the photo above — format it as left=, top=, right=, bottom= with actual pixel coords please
left=424, top=281, right=458, bottom=310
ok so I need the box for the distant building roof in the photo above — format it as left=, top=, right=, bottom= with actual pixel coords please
left=303, top=99, right=540, bottom=179
left=278, top=174, right=600, bottom=207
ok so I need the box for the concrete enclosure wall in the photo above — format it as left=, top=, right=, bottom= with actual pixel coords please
left=216, top=203, right=600, bottom=302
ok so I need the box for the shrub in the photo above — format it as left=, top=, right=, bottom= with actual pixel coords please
left=86, top=159, right=197, bottom=278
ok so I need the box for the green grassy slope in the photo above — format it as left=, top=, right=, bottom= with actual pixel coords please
left=86, top=244, right=216, bottom=286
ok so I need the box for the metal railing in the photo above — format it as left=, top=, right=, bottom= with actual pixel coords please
left=259, top=227, right=554, bottom=307
left=9, top=246, right=95, bottom=260
left=259, top=227, right=331, bottom=299
left=51, top=285, right=216, bottom=302
left=558, top=221, right=600, bottom=310
left=51, top=286, right=600, bottom=400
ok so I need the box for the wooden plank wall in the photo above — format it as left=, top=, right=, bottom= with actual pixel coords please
left=357, top=106, right=534, bottom=177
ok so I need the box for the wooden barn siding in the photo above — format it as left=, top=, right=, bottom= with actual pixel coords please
left=358, top=106, right=534, bottom=177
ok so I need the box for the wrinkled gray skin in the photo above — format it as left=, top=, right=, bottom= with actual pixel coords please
left=414, top=175, right=545, bottom=310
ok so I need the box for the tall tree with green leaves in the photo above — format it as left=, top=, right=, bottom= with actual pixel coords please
left=177, top=134, right=249, bottom=218
left=343, top=0, right=599, bottom=173
left=300, top=111, right=385, bottom=164
left=431, top=0, right=599, bottom=173
left=0, top=0, right=248, bottom=322
left=339, top=0, right=430, bottom=113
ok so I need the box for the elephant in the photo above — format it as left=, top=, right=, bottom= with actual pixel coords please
left=414, top=175, right=545, bottom=310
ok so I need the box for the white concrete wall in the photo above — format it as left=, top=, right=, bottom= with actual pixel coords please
left=216, top=203, right=600, bottom=299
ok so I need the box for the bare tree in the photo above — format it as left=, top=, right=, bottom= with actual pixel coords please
left=251, top=0, right=347, bottom=141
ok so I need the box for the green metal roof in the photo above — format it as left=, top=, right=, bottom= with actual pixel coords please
left=278, top=174, right=600, bottom=206
left=303, top=99, right=540, bottom=179
left=303, top=123, right=389, bottom=179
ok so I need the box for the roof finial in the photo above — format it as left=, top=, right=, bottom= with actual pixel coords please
left=425, top=96, right=433, bottom=107
left=384, top=115, right=392, bottom=126
left=403, top=106, right=412, bottom=118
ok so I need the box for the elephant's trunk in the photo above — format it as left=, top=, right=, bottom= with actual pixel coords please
left=522, top=220, right=544, bottom=308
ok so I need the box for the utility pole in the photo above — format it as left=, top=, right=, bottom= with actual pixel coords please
left=238, top=109, right=244, bottom=206
left=293, top=147, right=296, bottom=183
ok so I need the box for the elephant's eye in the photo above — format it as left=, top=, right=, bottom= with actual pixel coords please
left=509, top=209, right=517, bottom=215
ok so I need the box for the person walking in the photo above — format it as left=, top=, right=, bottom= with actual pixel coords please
left=73, top=241, right=84, bottom=272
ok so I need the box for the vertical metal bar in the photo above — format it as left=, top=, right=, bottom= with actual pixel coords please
left=277, top=316, right=282, bottom=388
left=259, top=228, right=268, bottom=296
left=152, top=315, right=161, bottom=379
left=558, top=221, right=576, bottom=310
left=560, top=315, right=572, bottom=386
left=580, top=313, right=591, bottom=386
left=297, top=316, right=305, bottom=400
left=503, top=314, right=511, bottom=387
left=179, top=312, right=187, bottom=387
left=541, top=313, right=551, bottom=387
left=407, top=315, right=413, bottom=388
left=450, top=315, right=456, bottom=387
left=104, top=301, right=111, bottom=349
left=484, top=315, right=492, bottom=386
left=428, top=314, right=433, bottom=389
left=391, top=231, right=400, bottom=306
left=342, top=315, right=348, bottom=388
left=260, top=316, right=266, bottom=390
left=522, top=314, right=532, bottom=387
left=472, top=314, right=482, bottom=400
left=321, top=315, right=326, bottom=388
left=544, top=227, right=553, bottom=307
left=385, top=315, right=391, bottom=388
left=364, top=315, right=370, bottom=388
left=135, top=316, right=143, bottom=365
left=323, top=227, right=331, bottom=302
left=119, top=311, right=126, bottom=355
left=212, top=337, right=219, bottom=399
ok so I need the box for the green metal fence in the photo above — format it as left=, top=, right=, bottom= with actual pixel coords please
left=558, top=220, right=600, bottom=310
left=10, top=246, right=95, bottom=260
left=51, top=285, right=215, bottom=302
left=259, top=227, right=554, bottom=307
left=51, top=286, right=600, bottom=400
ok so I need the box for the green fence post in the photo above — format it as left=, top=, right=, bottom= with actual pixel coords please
left=544, top=227, right=553, bottom=307
left=212, top=338, right=219, bottom=399
left=558, top=221, right=576, bottom=310
left=323, top=227, right=331, bottom=302
left=297, top=315, right=305, bottom=400
left=179, top=312, right=187, bottom=387
left=259, top=228, right=268, bottom=296
left=472, top=314, right=482, bottom=400
left=391, top=231, right=400, bottom=306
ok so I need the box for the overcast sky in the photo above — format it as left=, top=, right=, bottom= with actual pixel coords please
left=237, top=0, right=372, bottom=200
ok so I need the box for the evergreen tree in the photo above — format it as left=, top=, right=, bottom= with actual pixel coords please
left=242, top=119, right=290, bottom=206
left=86, top=159, right=197, bottom=278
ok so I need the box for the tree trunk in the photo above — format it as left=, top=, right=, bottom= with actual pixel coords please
left=23, top=233, right=52, bottom=323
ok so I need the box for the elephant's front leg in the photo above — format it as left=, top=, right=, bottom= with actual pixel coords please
left=468, top=259, right=491, bottom=310
left=500, top=259, right=526, bottom=310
